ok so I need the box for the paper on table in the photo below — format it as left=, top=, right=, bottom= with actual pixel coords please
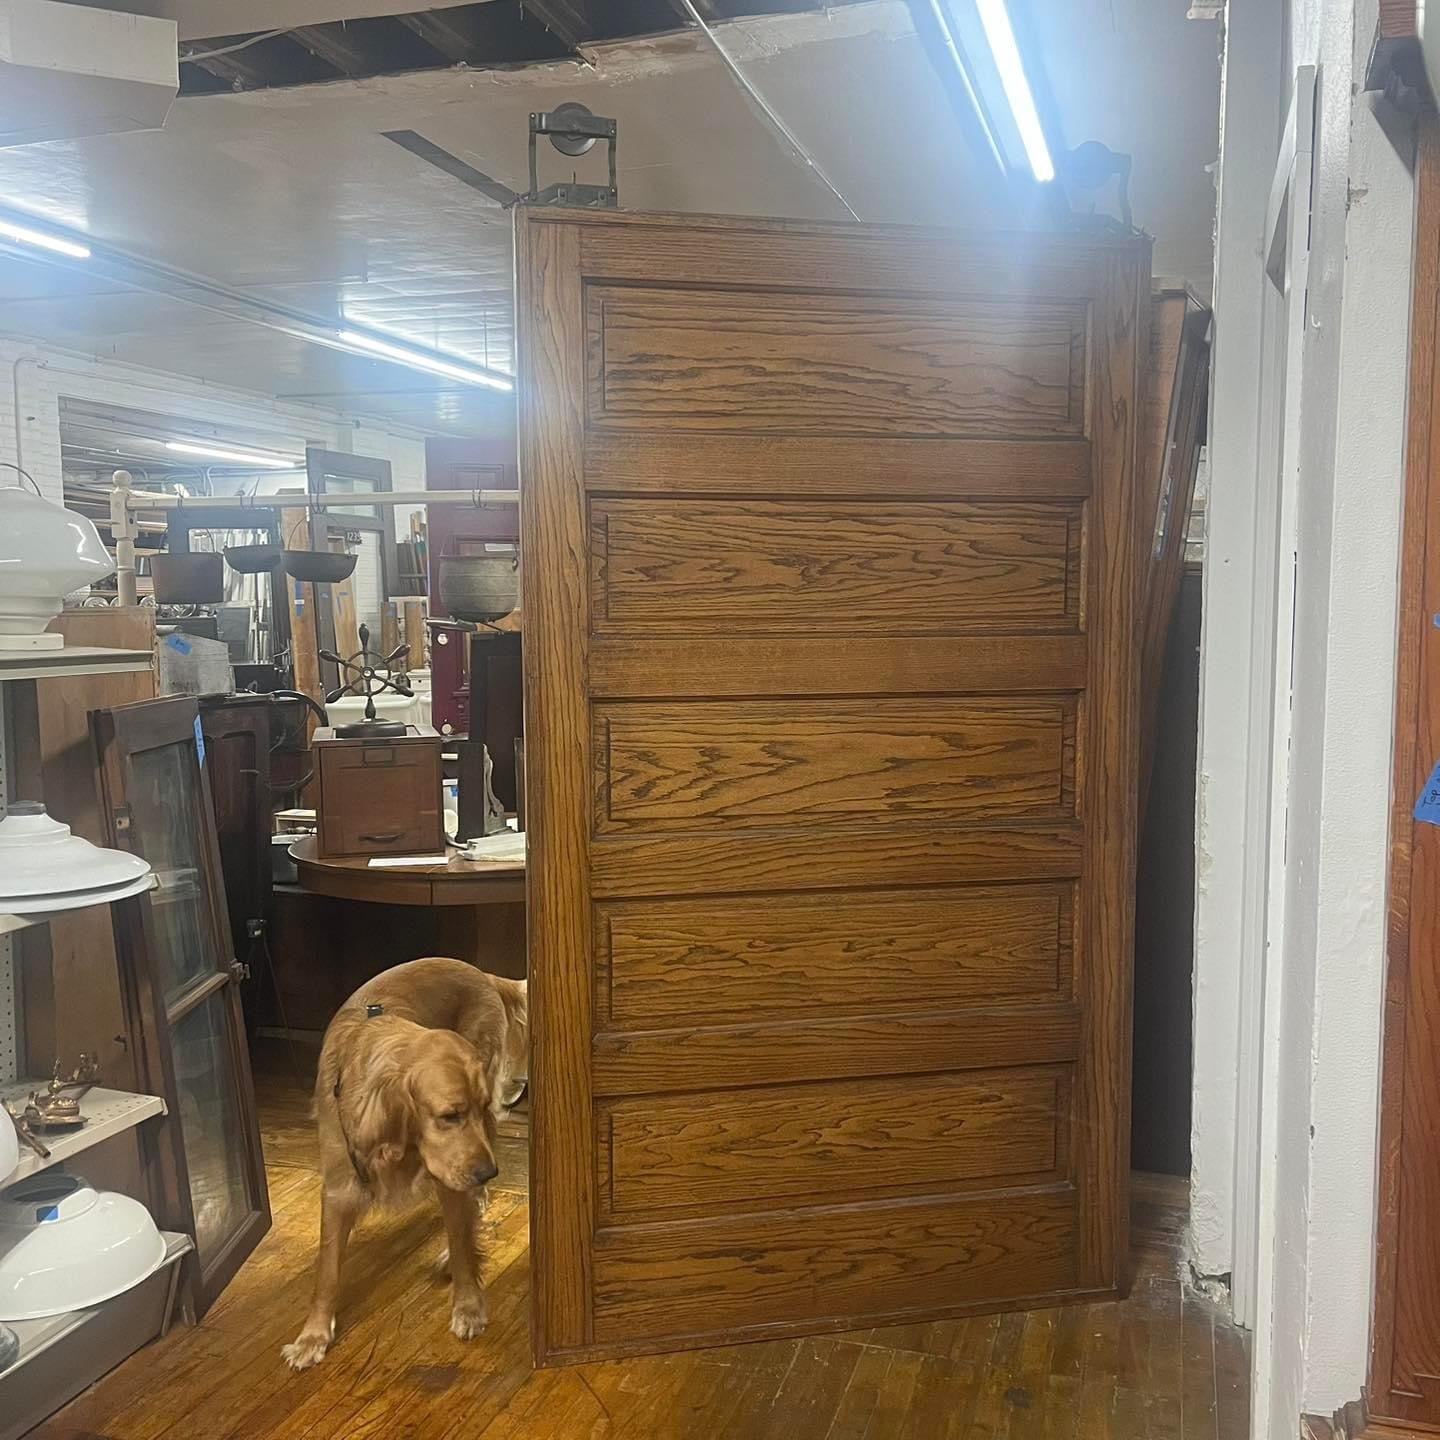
left=458, top=831, right=527, bottom=862
left=367, top=854, right=449, bottom=868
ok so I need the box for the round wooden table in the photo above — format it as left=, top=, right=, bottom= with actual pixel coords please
left=289, top=835, right=525, bottom=906
left=276, top=838, right=527, bottom=1015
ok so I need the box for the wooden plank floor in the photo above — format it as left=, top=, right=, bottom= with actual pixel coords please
left=35, top=1048, right=1250, bottom=1440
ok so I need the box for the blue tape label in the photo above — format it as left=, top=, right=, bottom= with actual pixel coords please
left=194, top=715, right=206, bottom=768
left=166, top=633, right=192, bottom=655
left=1415, top=758, right=1440, bottom=825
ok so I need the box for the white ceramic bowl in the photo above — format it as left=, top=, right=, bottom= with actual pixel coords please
left=0, top=804, right=151, bottom=902
left=0, top=487, right=115, bottom=651
left=327, top=693, right=419, bottom=729
left=405, top=669, right=433, bottom=729
left=0, top=1174, right=166, bottom=1321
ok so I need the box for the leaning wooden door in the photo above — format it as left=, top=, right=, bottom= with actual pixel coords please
left=518, top=208, right=1149, bottom=1363
left=93, top=695, right=271, bottom=1314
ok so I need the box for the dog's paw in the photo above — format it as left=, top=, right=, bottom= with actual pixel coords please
left=281, top=1331, right=331, bottom=1371
left=450, top=1295, right=488, bottom=1341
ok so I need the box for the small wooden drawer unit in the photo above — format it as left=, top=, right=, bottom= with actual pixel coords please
left=313, top=728, right=445, bottom=859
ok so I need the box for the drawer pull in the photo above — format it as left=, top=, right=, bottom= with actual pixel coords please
left=359, top=830, right=405, bottom=843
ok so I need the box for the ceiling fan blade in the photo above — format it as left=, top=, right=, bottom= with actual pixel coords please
left=382, top=130, right=520, bottom=207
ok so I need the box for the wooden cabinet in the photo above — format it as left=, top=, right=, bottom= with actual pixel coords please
left=313, top=729, right=443, bottom=858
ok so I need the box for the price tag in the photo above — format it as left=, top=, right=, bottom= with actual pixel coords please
left=1414, top=758, right=1440, bottom=825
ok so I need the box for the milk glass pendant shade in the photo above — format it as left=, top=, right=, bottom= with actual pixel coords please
left=0, top=486, right=115, bottom=651
left=0, top=803, right=151, bottom=907
left=0, top=1175, right=167, bottom=1320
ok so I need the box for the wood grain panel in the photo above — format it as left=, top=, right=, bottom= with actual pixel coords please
left=591, top=499, right=1081, bottom=634
left=595, top=698, right=1076, bottom=832
left=583, top=432, right=1094, bottom=499
left=516, top=215, right=595, bottom=1356
left=590, top=824, right=1083, bottom=898
left=587, top=285, right=1088, bottom=438
left=592, top=1003, right=1081, bottom=1096
left=1139, top=292, right=1188, bottom=558
left=1370, top=113, right=1440, bottom=1431
left=597, top=883, right=1072, bottom=1026
left=575, top=211, right=1116, bottom=300
left=590, top=634, right=1089, bottom=698
left=598, top=1069, right=1065, bottom=1218
left=520, top=209, right=1146, bottom=1362
left=591, top=1189, right=1078, bottom=1343
left=1073, top=246, right=1146, bottom=1283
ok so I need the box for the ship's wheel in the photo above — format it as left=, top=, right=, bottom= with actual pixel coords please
left=320, top=623, right=414, bottom=738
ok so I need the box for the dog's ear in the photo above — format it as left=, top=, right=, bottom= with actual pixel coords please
left=475, top=1047, right=507, bottom=1121
left=348, top=1063, right=413, bottom=1174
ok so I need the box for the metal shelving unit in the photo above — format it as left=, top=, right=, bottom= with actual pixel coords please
left=0, top=647, right=153, bottom=684
left=3, top=1233, right=192, bottom=1440
left=0, top=646, right=187, bottom=1435
left=1, top=1083, right=166, bottom=1187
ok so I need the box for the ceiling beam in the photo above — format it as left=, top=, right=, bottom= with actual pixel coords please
left=185, top=49, right=271, bottom=89
left=291, top=22, right=375, bottom=75
left=396, top=8, right=487, bottom=61
left=521, top=0, right=594, bottom=50
left=173, top=1, right=481, bottom=43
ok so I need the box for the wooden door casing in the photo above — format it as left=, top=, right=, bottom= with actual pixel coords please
left=518, top=209, right=1149, bottom=1363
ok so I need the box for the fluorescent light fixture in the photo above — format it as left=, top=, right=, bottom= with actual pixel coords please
left=0, top=217, right=90, bottom=260
left=165, top=441, right=301, bottom=469
left=336, top=329, right=514, bottom=392
left=972, top=0, right=1054, bottom=182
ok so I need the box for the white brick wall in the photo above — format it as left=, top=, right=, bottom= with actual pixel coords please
left=0, top=334, right=433, bottom=503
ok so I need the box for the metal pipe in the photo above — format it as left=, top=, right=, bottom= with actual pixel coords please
left=122, top=488, right=518, bottom=511
left=674, top=0, right=860, bottom=222
left=10, top=353, right=44, bottom=490
left=110, top=470, right=138, bottom=607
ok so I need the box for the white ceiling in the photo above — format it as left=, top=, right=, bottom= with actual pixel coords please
left=0, top=1, right=1219, bottom=436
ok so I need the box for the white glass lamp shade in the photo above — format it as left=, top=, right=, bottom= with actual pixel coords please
left=0, top=486, right=115, bottom=651
left=0, top=1174, right=167, bottom=1320
left=0, top=803, right=151, bottom=904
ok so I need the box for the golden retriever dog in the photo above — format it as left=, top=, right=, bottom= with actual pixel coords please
left=282, top=958, right=528, bottom=1371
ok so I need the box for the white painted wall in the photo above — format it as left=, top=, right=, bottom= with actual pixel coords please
left=1198, top=0, right=1416, bottom=1431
